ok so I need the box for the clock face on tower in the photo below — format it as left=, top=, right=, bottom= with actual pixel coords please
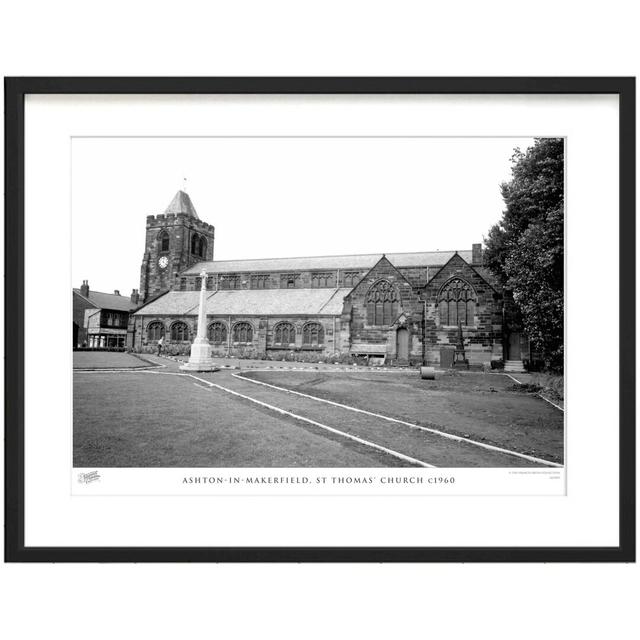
left=158, top=256, right=169, bottom=269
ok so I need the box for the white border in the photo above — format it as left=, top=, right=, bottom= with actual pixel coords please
left=24, top=94, right=619, bottom=547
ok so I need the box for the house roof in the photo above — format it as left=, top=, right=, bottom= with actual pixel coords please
left=164, top=190, right=199, bottom=219
left=73, top=289, right=135, bottom=312
left=182, top=250, right=473, bottom=275
left=135, top=288, right=352, bottom=317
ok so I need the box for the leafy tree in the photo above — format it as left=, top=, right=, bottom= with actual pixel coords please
left=484, top=138, right=564, bottom=370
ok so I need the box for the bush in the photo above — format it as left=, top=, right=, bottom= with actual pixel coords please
left=139, top=343, right=191, bottom=356
left=490, top=359, right=505, bottom=370
left=261, top=350, right=349, bottom=364
left=528, top=372, right=564, bottom=401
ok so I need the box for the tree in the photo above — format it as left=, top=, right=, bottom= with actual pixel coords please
left=484, top=138, right=564, bottom=370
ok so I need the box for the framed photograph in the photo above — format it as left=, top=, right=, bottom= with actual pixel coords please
left=4, top=77, right=635, bottom=562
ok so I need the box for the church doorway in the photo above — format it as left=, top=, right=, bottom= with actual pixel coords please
left=508, top=332, right=521, bottom=359
left=396, top=327, right=409, bottom=362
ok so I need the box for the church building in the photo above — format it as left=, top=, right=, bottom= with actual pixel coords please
left=130, top=191, right=517, bottom=366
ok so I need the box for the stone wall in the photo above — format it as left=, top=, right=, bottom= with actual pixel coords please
left=131, top=313, right=342, bottom=358
left=344, top=256, right=424, bottom=364
left=140, top=213, right=215, bottom=302
left=130, top=252, right=503, bottom=366
left=421, top=253, right=503, bottom=366
left=175, top=268, right=373, bottom=292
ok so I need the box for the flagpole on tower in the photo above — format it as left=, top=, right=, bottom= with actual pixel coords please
left=183, top=176, right=187, bottom=192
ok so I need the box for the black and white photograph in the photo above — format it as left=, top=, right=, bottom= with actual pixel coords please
left=72, top=135, right=565, bottom=472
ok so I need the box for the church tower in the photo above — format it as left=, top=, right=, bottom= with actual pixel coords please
left=139, top=190, right=215, bottom=302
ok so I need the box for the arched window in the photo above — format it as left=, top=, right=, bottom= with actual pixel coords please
left=303, top=322, right=324, bottom=346
left=199, top=236, right=207, bottom=258
left=366, top=280, right=400, bottom=326
left=233, top=322, right=253, bottom=343
left=437, top=278, right=476, bottom=326
left=170, top=321, right=190, bottom=341
left=158, top=231, right=170, bottom=252
left=191, top=233, right=200, bottom=255
left=274, top=322, right=296, bottom=346
left=208, top=321, right=227, bottom=344
left=147, top=321, right=165, bottom=341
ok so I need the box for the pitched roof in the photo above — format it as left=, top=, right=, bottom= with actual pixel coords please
left=164, top=190, right=199, bottom=219
left=133, top=291, right=202, bottom=316
left=134, top=288, right=352, bottom=317
left=73, top=289, right=135, bottom=312
left=182, top=250, right=473, bottom=275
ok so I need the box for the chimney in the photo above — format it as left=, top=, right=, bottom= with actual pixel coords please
left=114, top=290, right=120, bottom=296
left=130, top=289, right=140, bottom=305
left=80, top=280, right=89, bottom=297
left=472, top=243, right=483, bottom=265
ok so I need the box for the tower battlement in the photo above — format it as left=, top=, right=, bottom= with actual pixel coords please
left=139, top=190, right=215, bottom=302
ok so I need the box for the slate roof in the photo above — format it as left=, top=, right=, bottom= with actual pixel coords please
left=135, top=288, right=352, bottom=317
left=164, top=190, right=199, bottom=219
left=133, top=291, right=202, bottom=316
left=182, top=250, right=473, bottom=275
left=73, top=289, right=135, bottom=312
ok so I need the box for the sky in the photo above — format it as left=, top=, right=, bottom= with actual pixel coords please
left=71, top=136, right=535, bottom=295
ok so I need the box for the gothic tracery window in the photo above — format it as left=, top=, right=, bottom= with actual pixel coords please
left=207, top=321, right=227, bottom=344
left=437, top=278, right=476, bottom=326
left=366, top=280, right=400, bottom=326
left=251, top=274, right=269, bottom=289
left=274, top=322, right=296, bottom=346
left=233, top=322, right=253, bottom=343
left=311, top=273, right=334, bottom=288
left=170, top=321, right=190, bottom=341
left=219, top=274, right=241, bottom=290
left=147, top=322, right=165, bottom=341
left=199, top=236, right=207, bottom=258
left=302, top=322, right=323, bottom=346
left=280, top=273, right=300, bottom=289
left=343, top=271, right=360, bottom=287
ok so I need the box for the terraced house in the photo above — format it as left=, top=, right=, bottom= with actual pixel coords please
left=130, top=190, right=520, bottom=366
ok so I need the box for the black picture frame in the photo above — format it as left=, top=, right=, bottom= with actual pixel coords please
left=4, top=77, right=635, bottom=563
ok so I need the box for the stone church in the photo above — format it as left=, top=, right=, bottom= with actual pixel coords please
left=130, top=190, right=518, bottom=366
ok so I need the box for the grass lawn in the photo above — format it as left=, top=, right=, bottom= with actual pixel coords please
left=73, top=351, right=155, bottom=369
left=242, top=369, right=565, bottom=463
left=73, top=371, right=405, bottom=467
